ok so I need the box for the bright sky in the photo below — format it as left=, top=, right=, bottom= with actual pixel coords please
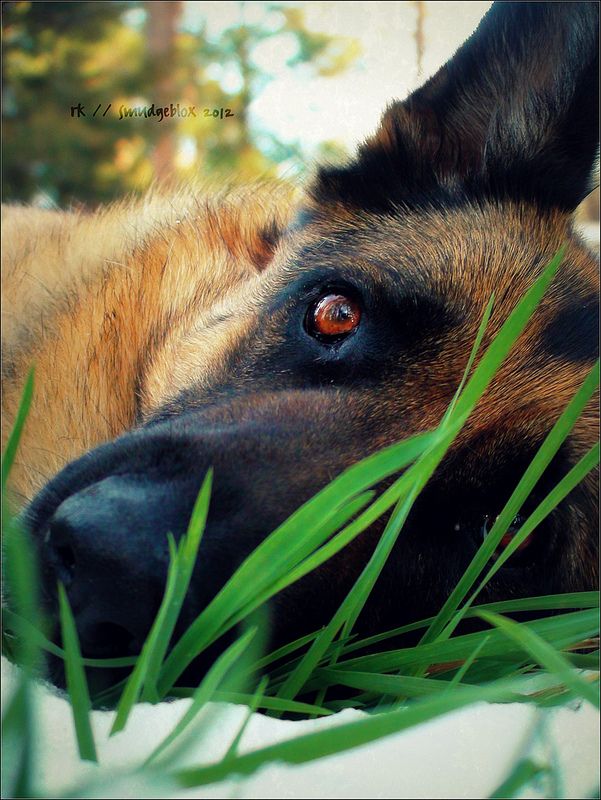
left=180, top=1, right=492, bottom=169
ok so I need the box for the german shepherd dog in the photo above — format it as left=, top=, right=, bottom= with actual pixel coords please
left=2, top=2, right=599, bottom=685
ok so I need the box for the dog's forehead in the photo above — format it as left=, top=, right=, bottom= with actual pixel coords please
left=274, top=201, right=566, bottom=293
left=259, top=199, right=598, bottom=336
left=141, top=197, right=598, bottom=416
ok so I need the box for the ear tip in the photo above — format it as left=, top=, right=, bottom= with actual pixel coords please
left=489, top=1, right=598, bottom=26
left=309, top=1, right=599, bottom=215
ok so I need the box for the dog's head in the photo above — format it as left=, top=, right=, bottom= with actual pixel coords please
left=23, top=2, right=599, bottom=681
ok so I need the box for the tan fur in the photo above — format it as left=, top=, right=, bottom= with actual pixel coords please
left=1, top=183, right=298, bottom=503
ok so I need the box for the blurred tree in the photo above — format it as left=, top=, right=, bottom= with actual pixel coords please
left=2, top=0, right=150, bottom=205
left=2, top=0, right=359, bottom=206
left=413, top=1, right=425, bottom=76
left=146, top=0, right=182, bottom=181
left=182, top=3, right=360, bottom=179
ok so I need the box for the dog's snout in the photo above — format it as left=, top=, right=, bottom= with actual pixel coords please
left=46, top=478, right=155, bottom=585
left=42, top=477, right=173, bottom=658
left=45, top=514, right=76, bottom=589
left=30, top=402, right=354, bottom=667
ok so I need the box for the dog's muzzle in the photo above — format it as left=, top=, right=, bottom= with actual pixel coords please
left=23, top=392, right=367, bottom=676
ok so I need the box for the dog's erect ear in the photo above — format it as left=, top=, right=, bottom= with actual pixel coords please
left=313, top=2, right=599, bottom=214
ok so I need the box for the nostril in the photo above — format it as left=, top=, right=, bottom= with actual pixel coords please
left=81, top=622, right=137, bottom=658
left=39, top=479, right=172, bottom=663
left=55, top=543, right=76, bottom=586
left=45, top=516, right=77, bottom=588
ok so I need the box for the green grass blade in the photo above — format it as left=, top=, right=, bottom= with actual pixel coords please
left=446, top=247, right=565, bottom=424
left=1, top=367, right=34, bottom=493
left=168, top=690, right=333, bottom=717
left=440, top=294, right=494, bottom=427
left=2, top=519, right=42, bottom=672
left=489, top=758, right=548, bottom=799
left=57, top=584, right=98, bottom=762
left=339, top=456, right=440, bottom=642
left=478, top=611, right=600, bottom=709
left=110, top=535, right=181, bottom=735
left=90, top=677, right=131, bottom=709
left=338, top=592, right=598, bottom=656
left=446, top=635, right=490, bottom=692
left=312, top=491, right=376, bottom=539
left=213, top=490, right=398, bottom=642
left=144, top=627, right=256, bottom=766
left=141, top=469, right=213, bottom=701
left=441, top=442, right=600, bottom=650
left=1, top=676, right=35, bottom=799
left=246, top=631, right=319, bottom=674
left=259, top=491, right=378, bottom=597
left=2, top=458, right=39, bottom=799
left=273, top=435, right=459, bottom=705
left=569, top=653, right=600, bottom=670
left=223, top=677, right=269, bottom=759
left=2, top=380, right=42, bottom=668
left=221, top=694, right=332, bottom=717
left=316, top=668, right=475, bottom=699
left=2, top=609, right=138, bottom=668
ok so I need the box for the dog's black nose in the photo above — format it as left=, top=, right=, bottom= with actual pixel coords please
left=42, top=476, right=173, bottom=657
left=27, top=399, right=362, bottom=674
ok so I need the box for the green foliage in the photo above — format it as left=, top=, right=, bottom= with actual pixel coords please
left=2, top=1, right=149, bottom=204
left=2, top=1, right=357, bottom=205
left=57, top=585, right=98, bottom=762
left=2, top=250, right=599, bottom=798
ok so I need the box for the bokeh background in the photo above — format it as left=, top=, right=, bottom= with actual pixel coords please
left=1, top=0, right=598, bottom=236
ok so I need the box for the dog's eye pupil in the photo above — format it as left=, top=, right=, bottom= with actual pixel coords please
left=307, top=294, right=361, bottom=341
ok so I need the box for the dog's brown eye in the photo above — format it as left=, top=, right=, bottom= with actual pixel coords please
left=307, top=294, right=361, bottom=341
left=480, top=513, right=531, bottom=560
left=498, top=514, right=529, bottom=551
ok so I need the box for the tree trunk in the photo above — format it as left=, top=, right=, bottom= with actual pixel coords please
left=413, top=1, right=426, bottom=78
left=146, top=1, right=182, bottom=181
